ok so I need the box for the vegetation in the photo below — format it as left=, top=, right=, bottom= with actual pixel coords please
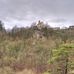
left=0, top=20, right=74, bottom=74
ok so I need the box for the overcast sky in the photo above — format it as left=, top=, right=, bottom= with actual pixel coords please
left=0, top=0, right=74, bottom=29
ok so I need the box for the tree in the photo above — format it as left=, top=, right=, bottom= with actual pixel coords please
left=49, top=44, right=74, bottom=74
left=0, top=20, right=5, bottom=31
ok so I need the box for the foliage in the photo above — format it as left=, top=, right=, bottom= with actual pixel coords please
left=0, top=20, right=74, bottom=74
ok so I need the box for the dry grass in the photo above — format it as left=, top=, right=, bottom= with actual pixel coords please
left=15, top=69, right=36, bottom=74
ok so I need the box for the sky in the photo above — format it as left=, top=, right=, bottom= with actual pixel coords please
left=0, top=0, right=74, bottom=29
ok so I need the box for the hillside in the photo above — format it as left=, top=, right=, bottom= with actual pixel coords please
left=0, top=20, right=74, bottom=74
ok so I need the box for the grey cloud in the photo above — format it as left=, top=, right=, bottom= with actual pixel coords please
left=49, top=18, right=68, bottom=23
left=1, top=0, right=74, bottom=18
left=0, top=0, right=74, bottom=28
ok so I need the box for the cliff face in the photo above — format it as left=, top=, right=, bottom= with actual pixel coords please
left=33, top=20, right=45, bottom=39
left=36, top=20, right=46, bottom=30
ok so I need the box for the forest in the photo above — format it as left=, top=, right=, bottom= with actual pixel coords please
left=0, top=20, right=74, bottom=74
